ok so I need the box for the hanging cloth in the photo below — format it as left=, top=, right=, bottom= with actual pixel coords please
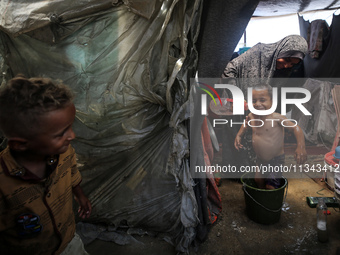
left=307, top=19, right=330, bottom=59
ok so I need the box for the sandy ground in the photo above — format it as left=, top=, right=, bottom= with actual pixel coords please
left=85, top=146, right=340, bottom=255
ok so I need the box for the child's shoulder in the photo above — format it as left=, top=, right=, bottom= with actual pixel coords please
left=248, top=112, right=255, bottom=119
left=271, top=112, right=286, bottom=120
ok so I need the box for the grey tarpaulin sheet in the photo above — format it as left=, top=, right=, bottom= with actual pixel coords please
left=0, top=0, right=157, bottom=36
left=0, top=0, right=202, bottom=252
left=291, top=78, right=338, bottom=146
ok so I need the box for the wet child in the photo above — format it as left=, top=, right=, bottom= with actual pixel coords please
left=234, top=83, right=307, bottom=189
left=0, top=76, right=92, bottom=254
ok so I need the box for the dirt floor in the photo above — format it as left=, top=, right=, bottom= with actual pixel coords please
left=85, top=144, right=340, bottom=255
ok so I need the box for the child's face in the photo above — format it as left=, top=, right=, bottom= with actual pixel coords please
left=27, top=103, right=76, bottom=156
left=252, top=89, right=272, bottom=111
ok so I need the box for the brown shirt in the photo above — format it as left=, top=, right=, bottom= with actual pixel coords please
left=0, top=145, right=82, bottom=255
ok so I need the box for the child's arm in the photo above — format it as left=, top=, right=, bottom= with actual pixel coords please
left=73, top=185, right=92, bottom=219
left=291, top=125, right=307, bottom=164
left=234, top=115, right=250, bottom=150
left=276, top=113, right=307, bottom=164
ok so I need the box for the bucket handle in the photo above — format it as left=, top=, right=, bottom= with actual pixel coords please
left=242, top=180, right=288, bottom=213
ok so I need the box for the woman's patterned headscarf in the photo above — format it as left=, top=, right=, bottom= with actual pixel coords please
left=222, top=35, right=308, bottom=79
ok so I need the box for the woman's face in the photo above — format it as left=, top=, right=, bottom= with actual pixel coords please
left=276, top=57, right=301, bottom=69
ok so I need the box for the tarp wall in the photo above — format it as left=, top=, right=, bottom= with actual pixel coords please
left=0, top=1, right=201, bottom=252
left=291, top=79, right=338, bottom=146
left=0, top=0, right=256, bottom=252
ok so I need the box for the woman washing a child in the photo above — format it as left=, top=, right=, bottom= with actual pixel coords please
left=221, top=35, right=308, bottom=188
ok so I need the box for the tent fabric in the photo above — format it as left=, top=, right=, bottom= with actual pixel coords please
left=0, top=0, right=157, bottom=37
left=196, top=0, right=260, bottom=77
left=299, top=14, right=340, bottom=78
left=0, top=1, right=203, bottom=253
left=298, top=14, right=340, bottom=147
left=190, top=0, right=259, bottom=241
left=291, top=78, right=338, bottom=146
left=202, top=117, right=214, bottom=163
left=201, top=118, right=222, bottom=224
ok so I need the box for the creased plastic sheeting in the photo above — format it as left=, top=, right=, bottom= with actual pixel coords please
left=0, top=0, right=157, bottom=37
left=291, top=78, right=338, bottom=146
left=0, top=0, right=202, bottom=253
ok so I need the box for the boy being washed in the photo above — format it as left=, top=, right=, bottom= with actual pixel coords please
left=234, top=83, right=307, bottom=189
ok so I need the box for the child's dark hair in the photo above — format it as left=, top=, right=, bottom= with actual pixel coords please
left=252, top=83, right=273, bottom=99
left=0, top=75, right=74, bottom=138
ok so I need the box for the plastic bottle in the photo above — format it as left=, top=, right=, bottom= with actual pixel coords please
left=316, top=197, right=328, bottom=242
